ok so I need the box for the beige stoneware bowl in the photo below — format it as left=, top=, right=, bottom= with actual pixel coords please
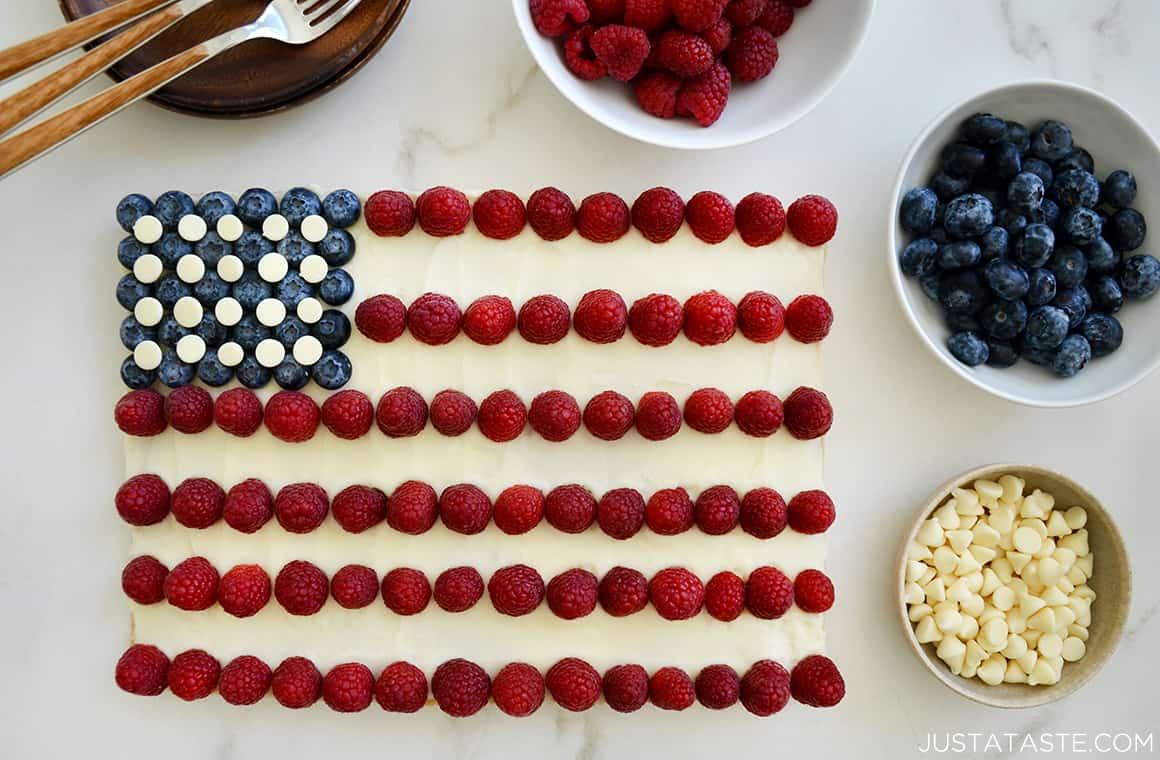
left=896, top=464, right=1131, bottom=708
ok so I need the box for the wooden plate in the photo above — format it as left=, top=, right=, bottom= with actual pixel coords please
left=58, top=0, right=410, bottom=118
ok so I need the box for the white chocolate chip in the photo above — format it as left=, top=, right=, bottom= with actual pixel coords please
left=255, top=338, right=285, bottom=368
left=1007, top=552, right=1032, bottom=574
left=969, top=545, right=997, bottom=564
left=1058, top=529, right=1089, bottom=557
left=133, top=215, right=163, bottom=244
left=917, top=567, right=936, bottom=587
left=972, top=522, right=1001, bottom=548
left=1004, top=660, right=1027, bottom=683
left=964, top=571, right=984, bottom=593
left=934, top=606, right=962, bottom=634
left=974, top=480, right=1003, bottom=500
left=1068, top=624, right=1089, bottom=642
left=991, top=585, right=1015, bottom=611
left=1002, top=633, right=1028, bottom=659
left=932, top=546, right=958, bottom=575
left=1075, top=554, right=1093, bottom=578
left=989, top=508, right=1015, bottom=536
left=133, top=297, right=164, bottom=327
left=217, top=214, right=244, bottom=242
left=256, top=298, right=287, bottom=327
left=1028, top=606, right=1057, bottom=633
left=175, top=334, right=206, bottom=364
left=1046, top=510, right=1071, bottom=537
left=908, top=542, right=933, bottom=562
left=1037, top=632, right=1063, bottom=658
left=133, top=340, right=162, bottom=370
left=906, top=560, right=927, bottom=583
left=217, top=341, right=244, bottom=367
left=908, top=603, right=932, bottom=622
left=1013, top=526, right=1043, bottom=554
left=979, top=569, right=1001, bottom=597
left=292, top=335, right=323, bottom=366
left=955, top=551, right=982, bottom=576
left=300, top=214, right=328, bottom=242
left=178, top=214, right=207, bottom=242
left=214, top=297, right=243, bottom=327
left=977, top=653, right=1006, bottom=686
left=937, top=637, right=967, bottom=674
left=958, top=615, right=979, bottom=640
left=176, top=254, right=205, bottom=283
left=173, top=296, right=203, bottom=328
left=1064, top=506, right=1088, bottom=530
left=132, top=254, right=163, bottom=284
left=217, top=254, right=245, bottom=283
left=262, top=214, right=290, bottom=241
left=299, top=254, right=329, bottom=284
left=258, top=252, right=289, bottom=283
left=1061, top=636, right=1086, bottom=662
left=991, top=557, right=1013, bottom=583
left=935, top=502, right=962, bottom=530
left=1017, top=649, right=1038, bottom=674
left=998, top=474, right=1025, bottom=503
left=917, top=519, right=945, bottom=547
left=980, top=617, right=1008, bottom=650
left=915, top=616, right=941, bottom=644
left=946, top=529, right=972, bottom=553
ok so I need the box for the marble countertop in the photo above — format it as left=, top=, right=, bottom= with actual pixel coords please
left=0, top=0, right=1157, bottom=757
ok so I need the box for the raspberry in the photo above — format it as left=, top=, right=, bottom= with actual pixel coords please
left=518, top=294, right=571, bottom=344
left=740, top=659, right=790, bottom=716
left=365, top=190, right=415, bottom=236
left=531, top=0, right=590, bottom=36
left=787, top=194, right=838, bottom=246
left=274, top=482, right=329, bottom=533
left=683, top=289, right=737, bottom=344
left=783, top=386, right=833, bottom=439
left=634, top=391, right=681, bottom=440
left=168, top=649, right=220, bottom=701
left=645, top=487, right=694, bottom=535
left=650, top=667, right=695, bottom=710
left=624, top=0, right=671, bottom=31
left=214, top=387, right=263, bottom=437
left=526, top=187, right=576, bottom=240
left=473, top=189, right=526, bottom=240
left=794, top=569, right=834, bottom=613
left=546, top=568, right=598, bottom=619
left=263, top=390, right=319, bottom=443
left=785, top=294, right=833, bottom=343
left=599, top=566, right=648, bottom=616
left=387, top=480, right=438, bottom=534
left=376, top=386, right=429, bottom=437
left=734, top=389, right=783, bottom=437
left=355, top=294, right=407, bottom=343
left=115, top=474, right=170, bottom=526
left=631, top=187, right=685, bottom=243
left=725, top=0, right=765, bottom=25
left=528, top=390, right=581, bottom=441
left=330, top=564, right=380, bottom=609
left=740, top=486, right=787, bottom=538
left=756, top=0, right=793, bottom=35
left=432, top=659, right=490, bottom=717
left=323, top=663, right=374, bottom=712
left=633, top=70, right=682, bottom=119
left=492, top=662, right=545, bottom=717
left=171, top=477, right=225, bottom=529
left=416, top=186, right=471, bottom=237
left=274, top=560, right=328, bottom=616
left=321, top=390, right=374, bottom=439
left=790, top=655, right=845, bottom=707
left=564, top=25, right=607, bottom=80
left=676, top=62, right=731, bottom=127
left=164, top=556, right=219, bottom=611
left=735, top=193, right=786, bottom=247
left=115, top=389, right=166, bottom=436
left=725, top=25, right=778, bottom=82
left=463, top=295, right=516, bottom=345
left=477, top=389, right=527, bottom=442
left=629, top=293, right=683, bottom=346
left=381, top=567, right=431, bottom=615
left=704, top=570, right=746, bottom=621
left=219, top=656, right=271, bottom=705
left=164, top=385, right=213, bottom=433
left=656, top=30, right=714, bottom=77
left=702, top=17, right=732, bottom=54
left=223, top=478, right=273, bottom=533
left=115, top=644, right=169, bottom=696
left=546, top=658, right=601, bottom=711
left=685, top=191, right=735, bottom=244
left=428, top=389, right=478, bottom=437
left=695, top=484, right=740, bottom=534
left=375, top=661, right=427, bottom=713
left=587, top=0, right=626, bottom=24
left=494, top=484, right=545, bottom=534
left=433, top=566, right=485, bottom=612
left=488, top=564, right=545, bottom=616
left=439, top=484, right=492, bottom=534
left=576, top=193, right=630, bottom=243
left=331, top=484, right=386, bottom=533
left=408, top=293, right=461, bottom=345
left=121, top=555, right=168, bottom=604
left=672, top=0, right=727, bottom=31
left=746, top=565, right=794, bottom=619
left=603, top=664, right=648, bottom=712
left=787, top=489, right=835, bottom=534
left=695, top=664, right=740, bottom=709
left=591, top=24, right=651, bottom=81
left=544, top=484, right=596, bottom=533
left=219, top=564, right=271, bottom=618
left=649, top=567, right=704, bottom=620
left=683, top=387, right=733, bottom=433
left=597, top=487, right=645, bottom=539
left=583, top=389, right=634, bottom=440
left=272, top=656, right=322, bottom=709
left=737, top=290, right=785, bottom=342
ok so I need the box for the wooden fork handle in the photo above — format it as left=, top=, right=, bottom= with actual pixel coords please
left=0, top=0, right=176, bottom=82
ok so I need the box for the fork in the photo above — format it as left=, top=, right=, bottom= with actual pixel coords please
left=0, top=0, right=363, bottom=178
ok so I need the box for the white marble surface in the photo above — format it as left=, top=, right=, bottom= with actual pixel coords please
left=0, top=0, right=1158, bottom=757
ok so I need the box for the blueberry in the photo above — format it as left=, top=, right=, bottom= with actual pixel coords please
left=944, top=194, right=994, bottom=240
left=1090, top=275, right=1124, bottom=314
left=938, top=271, right=987, bottom=314
left=1030, top=120, right=1073, bottom=162
left=1101, top=170, right=1137, bottom=209
left=155, top=232, right=192, bottom=267
left=979, top=226, right=1010, bottom=261
left=236, top=188, right=278, bottom=226
left=157, top=349, right=195, bottom=388
left=312, top=350, right=353, bottom=390
left=986, top=340, right=1020, bottom=368
left=1048, top=245, right=1088, bottom=288
left=312, top=309, right=351, bottom=349
left=962, top=113, right=1007, bottom=146
left=279, top=187, right=322, bottom=226
left=120, top=315, right=156, bottom=349
left=322, top=189, right=361, bottom=228
left=196, top=349, right=234, bottom=387
left=152, top=273, right=190, bottom=308
left=236, top=356, right=272, bottom=389
left=1052, top=334, right=1091, bottom=378
left=1120, top=254, right=1160, bottom=298
left=277, top=231, right=315, bottom=264
left=154, top=191, right=195, bottom=229
left=232, top=314, right=271, bottom=351
left=196, top=191, right=236, bottom=225
left=275, top=272, right=315, bottom=306
left=1025, top=305, right=1070, bottom=350
left=1028, top=198, right=1060, bottom=229
left=118, top=236, right=150, bottom=269
left=919, top=272, right=941, bottom=301
left=318, top=228, right=355, bottom=266
left=989, top=141, right=1022, bottom=182
left=235, top=229, right=274, bottom=266
left=1061, top=207, right=1103, bottom=246
left=116, top=194, right=153, bottom=232
left=319, top=269, right=354, bottom=305
left=1106, top=208, right=1147, bottom=252
left=1006, top=172, right=1045, bottom=216
left=946, top=312, right=981, bottom=333
left=1051, top=169, right=1100, bottom=208
left=1084, top=237, right=1119, bottom=275
left=937, top=240, right=981, bottom=271
left=900, top=187, right=939, bottom=233
left=274, top=316, right=310, bottom=347
left=981, top=299, right=1028, bottom=341
left=193, top=271, right=230, bottom=305
left=194, top=314, right=227, bottom=347
left=941, top=143, right=987, bottom=179
left=1019, top=336, right=1057, bottom=366
left=947, top=331, right=990, bottom=366
left=1004, top=121, right=1030, bottom=154
left=273, top=357, right=311, bottom=390
left=121, top=355, right=156, bottom=389
left=116, top=274, right=151, bottom=310
left=156, top=315, right=190, bottom=346
left=1053, top=286, right=1091, bottom=329
left=1080, top=313, right=1124, bottom=358
left=995, top=209, right=1028, bottom=236
left=984, top=258, right=1029, bottom=300
left=900, top=238, right=938, bottom=277
left=1014, top=223, right=1055, bottom=268
left=195, top=232, right=232, bottom=265
left=232, top=273, right=273, bottom=310
left=931, top=172, right=970, bottom=202
left=1055, top=147, right=1094, bottom=174
left=1021, top=157, right=1054, bottom=187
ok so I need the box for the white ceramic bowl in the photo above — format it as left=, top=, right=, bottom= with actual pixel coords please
left=889, top=80, right=1160, bottom=407
left=511, top=0, right=875, bottom=150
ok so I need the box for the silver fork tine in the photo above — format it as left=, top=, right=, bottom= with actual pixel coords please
left=304, top=0, right=361, bottom=31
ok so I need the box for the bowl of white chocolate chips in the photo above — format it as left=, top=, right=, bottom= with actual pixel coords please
left=898, top=464, right=1131, bottom=708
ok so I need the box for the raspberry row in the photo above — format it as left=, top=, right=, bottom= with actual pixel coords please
left=117, top=644, right=845, bottom=714
left=364, top=186, right=836, bottom=248
left=115, top=384, right=834, bottom=442
left=117, top=476, right=836, bottom=537
left=124, top=556, right=834, bottom=621
left=356, top=290, right=832, bottom=348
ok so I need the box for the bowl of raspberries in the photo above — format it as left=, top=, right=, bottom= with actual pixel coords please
left=890, top=80, right=1160, bottom=407
left=515, top=0, right=874, bottom=149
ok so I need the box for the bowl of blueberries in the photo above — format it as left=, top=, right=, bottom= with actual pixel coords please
left=889, top=80, right=1159, bottom=407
